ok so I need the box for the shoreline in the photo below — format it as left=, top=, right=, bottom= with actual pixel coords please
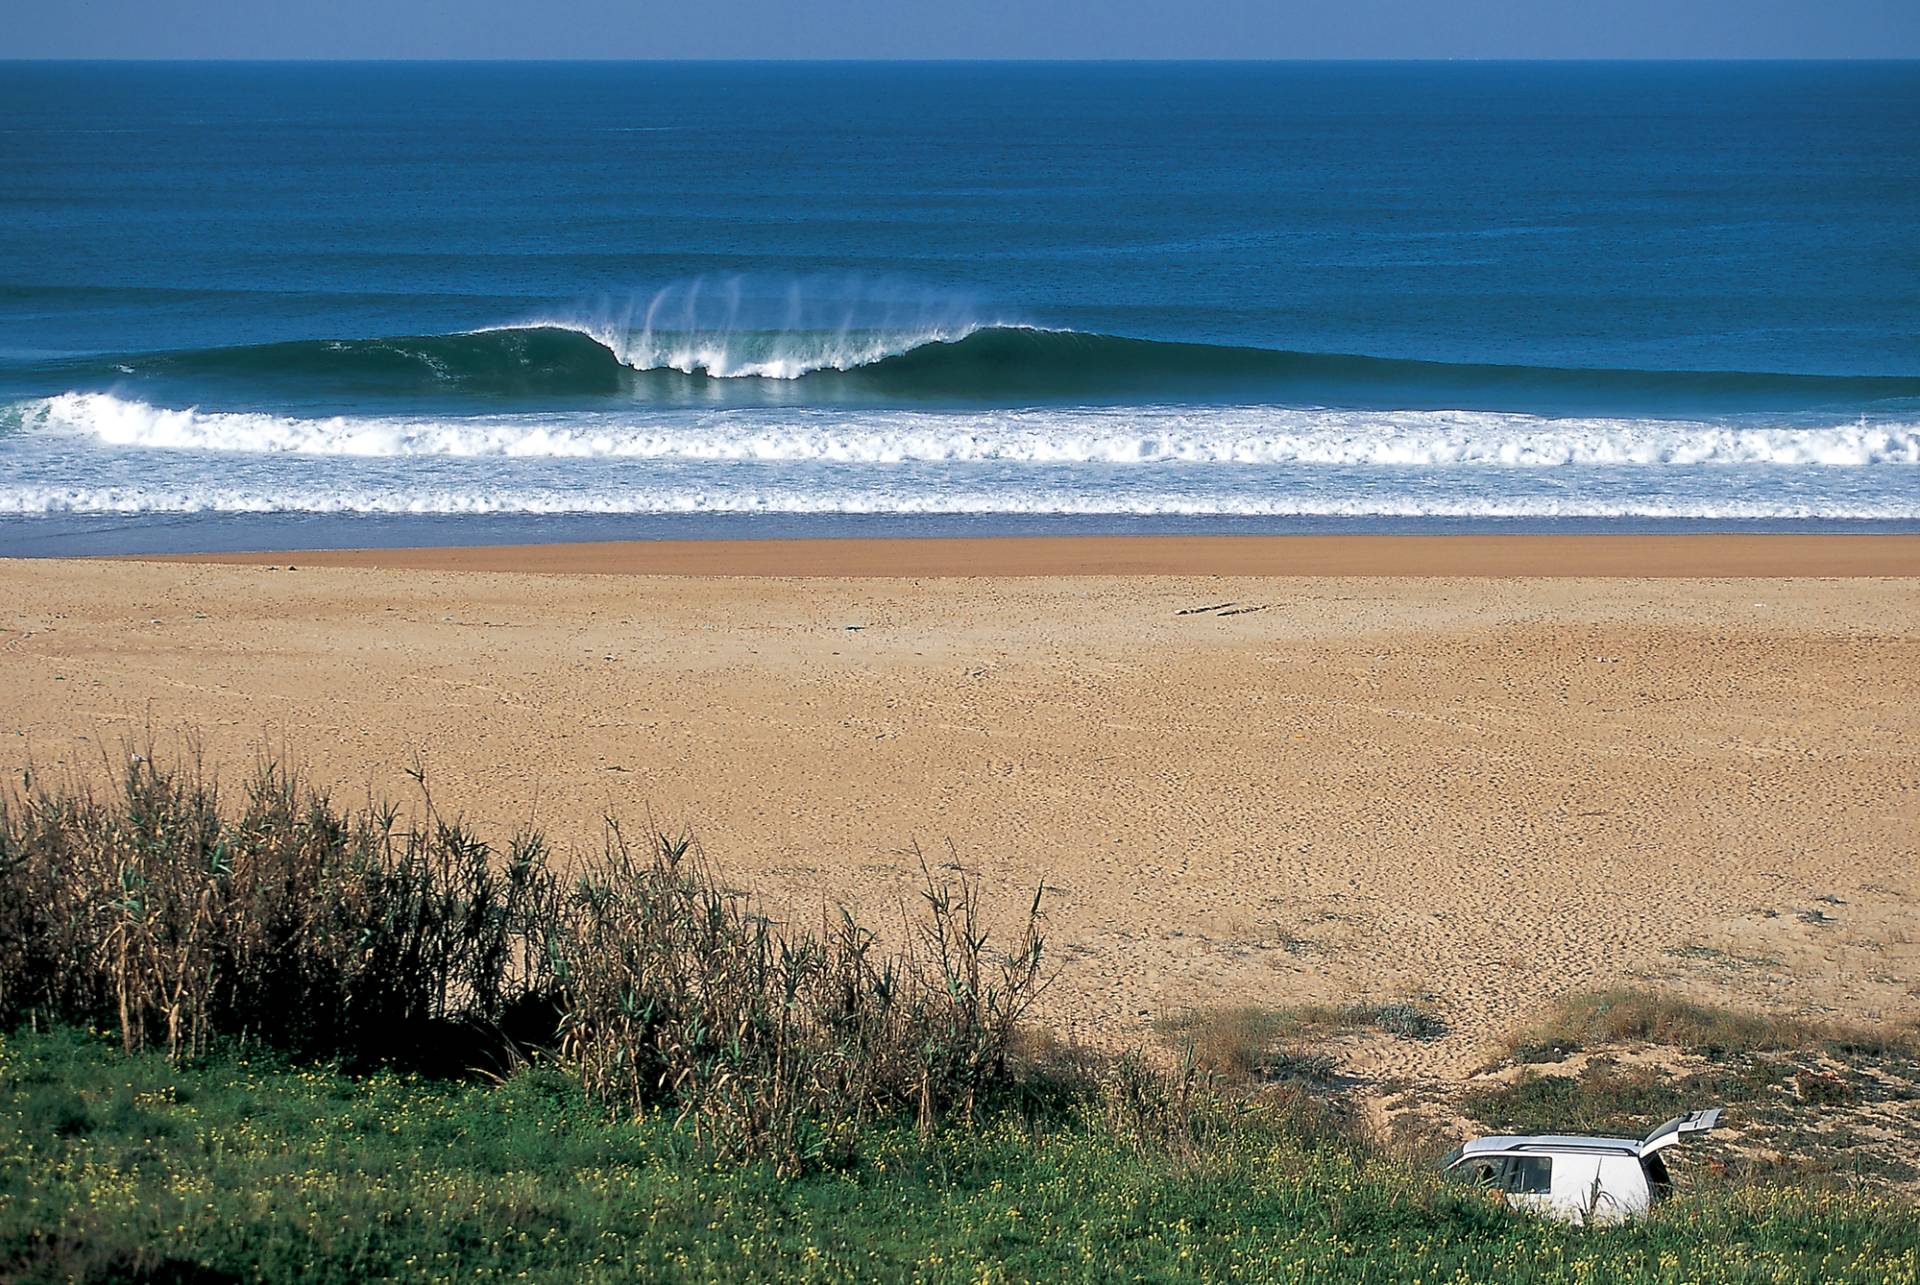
left=151, top=532, right=1920, bottom=578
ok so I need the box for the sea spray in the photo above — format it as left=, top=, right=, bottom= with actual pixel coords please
left=545, top=274, right=999, bottom=379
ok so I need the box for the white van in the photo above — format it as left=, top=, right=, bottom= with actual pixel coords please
left=1441, top=1109, right=1722, bottom=1224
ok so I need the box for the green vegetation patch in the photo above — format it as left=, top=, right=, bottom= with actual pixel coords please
left=0, top=755, right=1048, bottom=1175
left=4, top=1028, right=1918, bottom=1285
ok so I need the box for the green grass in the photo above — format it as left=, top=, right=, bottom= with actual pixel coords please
left=4, top=1028, right=1917, bottom=1284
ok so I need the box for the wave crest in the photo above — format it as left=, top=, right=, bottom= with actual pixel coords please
left=514, top=319, right=992, bottom=380
left=543, top=275, right=997, bottom=379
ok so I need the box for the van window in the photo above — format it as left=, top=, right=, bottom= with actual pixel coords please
left=1643, top=1154, right=1672, bottom=1200
left=1504, top=1156, right=1552, bottom=1195
left=1459, top=1157, right=1505, bottom=1187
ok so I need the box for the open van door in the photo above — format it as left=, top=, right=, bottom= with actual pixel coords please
left=1637, top=1108, right=1721, bottom=1157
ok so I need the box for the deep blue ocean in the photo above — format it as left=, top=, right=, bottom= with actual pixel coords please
left=2, top=61, right=1917, bottom=553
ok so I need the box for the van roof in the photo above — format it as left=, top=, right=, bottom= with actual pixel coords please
left=1451, top=1110, right=1722, bottom=1164
left=1457, top=1134, right=1641, bottom=1158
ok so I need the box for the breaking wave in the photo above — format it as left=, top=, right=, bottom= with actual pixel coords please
left=18, top=393, right=1920, bottom=468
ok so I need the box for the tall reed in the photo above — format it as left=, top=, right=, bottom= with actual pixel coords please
left=0, top=753, right=1048, bottom=1170
left=555, top=830, right=1046, bottom=1170
left=0, top=755, right=560, bottom=1063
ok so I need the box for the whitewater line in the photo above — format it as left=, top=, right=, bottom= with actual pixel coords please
left=17, top=393, right=1920, bottom=468
left=2, top=483, right=1914, bottom=521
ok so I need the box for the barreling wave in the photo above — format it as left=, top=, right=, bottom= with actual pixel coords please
left=18, top=393, right=1920, bottom=467
left=33, top=324, right=1920, bottom=413
left=499, top=320, right=989, bottom=380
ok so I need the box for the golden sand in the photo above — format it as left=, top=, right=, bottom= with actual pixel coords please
left=8, top=537, right=1917, bottom=1084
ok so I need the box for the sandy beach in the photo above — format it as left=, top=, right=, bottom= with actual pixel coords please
left=7, top=536, right=1918, bottom=1086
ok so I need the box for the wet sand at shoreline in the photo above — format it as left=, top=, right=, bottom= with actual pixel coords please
left=160, top=531, right=1920, bottom=579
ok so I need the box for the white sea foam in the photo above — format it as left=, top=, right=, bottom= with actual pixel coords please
left=22, top=394, right=1920, bottom=468
left=8, top=392, right=1915, bottom=522
left=1, top=483, right=1913, bottom=521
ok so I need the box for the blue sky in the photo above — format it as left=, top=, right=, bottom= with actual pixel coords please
left=8, top=0, right=1918, bottom=59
